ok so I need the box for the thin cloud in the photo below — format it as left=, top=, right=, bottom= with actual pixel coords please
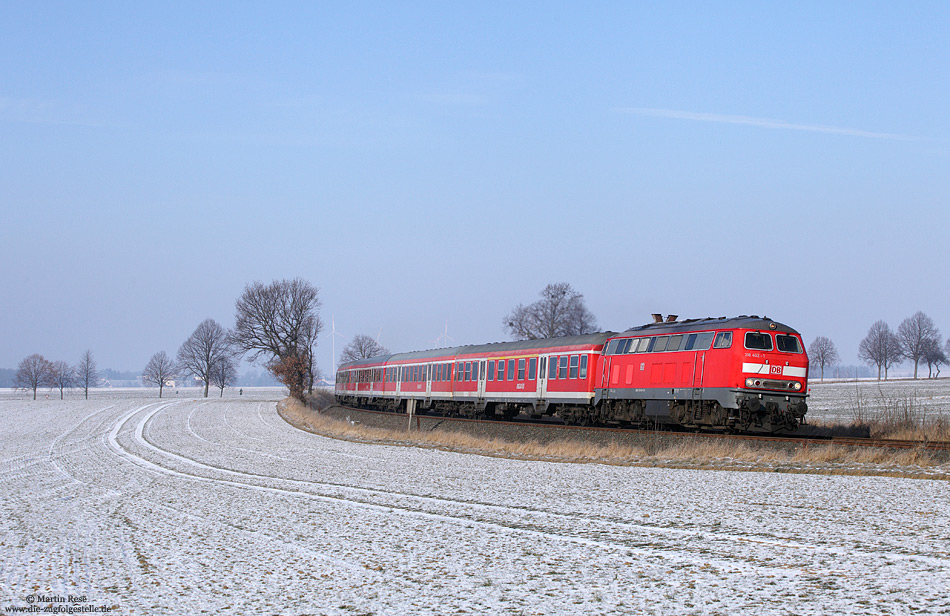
left=616, top=107, right=920, bottom=141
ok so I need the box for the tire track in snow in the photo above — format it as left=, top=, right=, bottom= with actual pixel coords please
left=107, top=400, right=944, bottom=577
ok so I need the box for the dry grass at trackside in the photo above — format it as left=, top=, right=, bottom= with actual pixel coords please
left=279, top=395, right=949, bottom=479
left=830, top=386, right=950, bottom=442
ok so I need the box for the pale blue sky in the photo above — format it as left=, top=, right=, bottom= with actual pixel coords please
left=2, top=2, right=949, bottom=375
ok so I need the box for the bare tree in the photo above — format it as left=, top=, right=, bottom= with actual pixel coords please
left=232, top=278, right=323, bottom=401
left=503, top=282, right=598, bottom=340
left=14, top=354, right=54, bottom=400
left=142, top=351, right=179, bottom=398
left=896, top=311, right=940, bottom=380
left=76, top=350, right=100, bottom=400
left=50, top=360, right=75, bottom=400
left=177, top=318, right=237, bottom=398
left=858, top=320, right=902, bottom=380
left=808, top=336, right=839, bottom=382
left=340, top=334, right=391, bottom=364
left=922, top=337, right=946, bottom=379
left=209, top=356, right=238, bottom=397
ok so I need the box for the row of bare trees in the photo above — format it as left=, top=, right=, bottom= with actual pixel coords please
left=14, top=278, right=324, bottom=401
left=13, top=350, right=100, bottom=400
left=857, top=312, right=947, bottom=380
left=810, top=312, right=947, bottom=382
left=142, top=319, right=242, bottom=398
left=141, top=278, right=324, bottom=400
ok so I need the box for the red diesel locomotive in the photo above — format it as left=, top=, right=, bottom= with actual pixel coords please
left=335, top=315, right=809, bottom=433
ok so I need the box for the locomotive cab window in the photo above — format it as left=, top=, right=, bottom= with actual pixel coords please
left=776, top=335, right=803, bottom=353
left=667, top=335, right=684, bottom=352
left=653, top=336, right=670, bottom=352
left=685, top=332, right=714, bottom=351
left=744, top=332, right=773, bottom=351
left=713, top=332, right=733, bottom=349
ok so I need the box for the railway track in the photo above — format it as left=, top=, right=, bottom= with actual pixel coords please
left=333, top=405, right=950, bottom=452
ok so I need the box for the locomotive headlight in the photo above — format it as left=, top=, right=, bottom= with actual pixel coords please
left=791, top=382, right=802, bottom=391
left=745, top=378, right=757, bottom=387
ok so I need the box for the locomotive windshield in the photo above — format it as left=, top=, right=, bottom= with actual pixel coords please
left=744, top=332, right=773, bottom=350
left=776, top=334, right=803, bottom=353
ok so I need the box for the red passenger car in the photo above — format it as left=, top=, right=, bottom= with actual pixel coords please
left=336, top=315, right=808, bottom=433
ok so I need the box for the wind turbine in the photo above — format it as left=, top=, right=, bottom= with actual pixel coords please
left=434, top=321, right=454, bottom=348
left=327, top=315, right=345, bottom=377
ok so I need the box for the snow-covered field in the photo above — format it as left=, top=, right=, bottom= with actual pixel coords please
left=807, top=378, right=950, bottom=423
left=2, top=395, right=948, bottom=615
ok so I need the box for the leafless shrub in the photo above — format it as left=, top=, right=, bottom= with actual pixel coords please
left=835, top=384, right=949, bottom=441
left=306, top=388, right=336, bottom=411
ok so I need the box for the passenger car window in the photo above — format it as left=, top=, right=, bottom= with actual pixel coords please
left=569, top=355, right=579, bottom=379
left=558, top=356, right=568, bottom=379
left=579, top=355, right=588, bottom=378
left=744, top=332, right=773, bottom=351
left=517, top=358, right=525, bottom=380
left=528, top=357, right=537, bottom=380
left=487, top=362, right=495, bottom=381
left=507, top=359, right=515, bottom=381
left=713, top=332, right=733, bottom=349
left=776, top=334, right=803, bottom=353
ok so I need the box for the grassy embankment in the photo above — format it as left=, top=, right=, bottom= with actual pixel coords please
left=279, top=391, right=949, bottom=479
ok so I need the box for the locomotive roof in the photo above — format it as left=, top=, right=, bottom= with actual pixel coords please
left=621, top=315, right=800, bottom=336
left=338, top=316, right=800, bottom=371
